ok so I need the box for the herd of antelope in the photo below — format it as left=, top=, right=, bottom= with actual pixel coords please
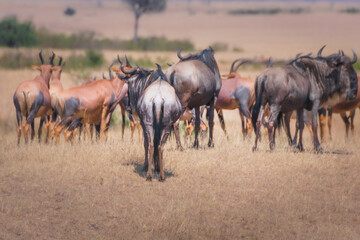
left=13, top=46, right=359, bottom=181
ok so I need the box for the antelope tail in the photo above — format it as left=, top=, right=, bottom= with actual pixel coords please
left=153, top=99, right=164, bottom=173
left=252, top=76, right=266, bottom=133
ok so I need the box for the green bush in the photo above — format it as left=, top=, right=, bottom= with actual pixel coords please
left=0, top=17, right=37, bottom=47
left=211, top=42, right=228, bottom=51
left=341, top=7, right=360, bottom=14
left=66, top=49, right=105, bottom=70
left=228, top=8, right=281, bottom=15
left=353, top=61, right=360, bottom=71
left=64, top=7, right=76, bottom=16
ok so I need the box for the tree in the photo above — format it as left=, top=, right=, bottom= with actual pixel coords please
left=0, top=17, right=37, bottom=47
left=123, top=0, right=166, bottom=43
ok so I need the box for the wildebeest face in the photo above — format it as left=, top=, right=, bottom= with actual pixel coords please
left=341, top=57, right=358, bottom=101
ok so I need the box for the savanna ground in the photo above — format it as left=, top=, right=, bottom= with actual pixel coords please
left=1, top=1, right=360, bottom=239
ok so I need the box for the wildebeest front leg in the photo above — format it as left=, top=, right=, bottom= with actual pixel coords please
left=349, top=109, right=355, bottom=137
left=31, top=121, right=35, bottom=141
left=173, top=120, right=184, bottom=151
left=311, top=101, right=321, bottom=152
left=327, top=108, right=333, bottom=140
left=207, top=97, right=216, bottom=148
left=296, top=109, right=305, bottom=151
left=267, top=104, right=281, bottom=151
left=193, top=106, right=200, bottom=149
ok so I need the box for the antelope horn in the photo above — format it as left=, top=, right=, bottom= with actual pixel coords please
left=49, top=51, right=55, bottom=66
left=229, top=58, right=242, bottom=72
left=108, top=59, right=117, bottom=79
left=177, top=48, right=192, bottom=61
left=317, top=45, right=326, bottom=58
left=58, top=56, right=63, bottom=66
left=156, top=63, right=162, bottom=71
left=39, top=50, right=44, bottom=64
left=351, top=49, right=357, bottom=64
left=233, top=59, right=252, bottom=73
left=120, top=59, right=137, bottom=75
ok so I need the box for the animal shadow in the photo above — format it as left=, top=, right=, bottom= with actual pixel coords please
left=123, top=160, right=175, bottom=180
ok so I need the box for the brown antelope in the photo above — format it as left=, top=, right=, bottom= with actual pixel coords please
left=13, top=51, right=56, bottom=144
left=215, top=58, right=255, bottom=140
left=318, top=76, right=360, bottom=141
left=53, top=58, right=128, bottom=143
left=49, top=56, right=66, bottom=138
left=119, top=61, right=182, bottom=181
left=166, top=47, right=222, bottom=149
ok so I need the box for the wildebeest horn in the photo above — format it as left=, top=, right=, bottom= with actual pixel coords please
left=49, top=51, right=55, bottom=66
left=58, top=56, right=63, bottom=66
left=341, top=50, right=345, bottom=56
left=156, top=63, right=162, bottom=71
left=295, top=53, right=303, bottom=59
left=39, top=50, right=44, bottom=64
left=125, top=55, right=132, bottom=67
left=351, top=49, right=357, bottom=64
left=120, top=60, right=137, bottom=75
left=266, top=58, right=273, bottom=68
left=177, top=48, right=192, bottom=61
left=233, top=59, right=252, bottom=73
left=317, top=45, right=326, bottom=57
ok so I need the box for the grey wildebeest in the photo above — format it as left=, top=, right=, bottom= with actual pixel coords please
left=118, top=61, right=182, bottom=181
left=166, top=47, right=222, bottom=148
left=252, top=49, right=358, bottom=152
left=215, top=58, right=255, bottom=140
left=13, top=51, right=56, bottom=144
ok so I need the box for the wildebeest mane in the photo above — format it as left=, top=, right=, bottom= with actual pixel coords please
left=180, top=48, right=220, bottom=75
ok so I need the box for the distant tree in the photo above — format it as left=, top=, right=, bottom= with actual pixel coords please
left=0, top=17, right=37, bottom=47
left=64, top=7, right=76, bottom=16
left=123, top=0, right=166, bottom=43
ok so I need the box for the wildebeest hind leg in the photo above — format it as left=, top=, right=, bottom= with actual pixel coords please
left=267, top=104, right=281, bottom=151
left=296, top=109, right=305, bottom=151
left=193, top=106, right=200, bottom=149
left=252, top=105, right=264, bottom=152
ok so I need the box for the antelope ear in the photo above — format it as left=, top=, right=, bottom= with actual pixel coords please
left=110, top=67, right=121, bottom=72
left=51, top=66, right=62, bottom=71
left=32, top=65, right=41, bottom=71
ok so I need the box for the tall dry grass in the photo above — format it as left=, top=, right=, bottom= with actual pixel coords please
left=1, top=66, right=360, bottom=239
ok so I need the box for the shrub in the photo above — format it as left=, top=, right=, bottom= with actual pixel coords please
left=64, top=7, right=76, bottom=16
left=0, top=17, right=37, bottom=47
left=211, top=42, right=228, bottom=51
left=0, top=50, right=38, bottom=68
left=341, top=7, right=360, bottom=14
left=66, top=49, right=105, bottom=70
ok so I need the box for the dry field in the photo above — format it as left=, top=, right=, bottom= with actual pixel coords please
left=1, top=0, right=360, bottom=239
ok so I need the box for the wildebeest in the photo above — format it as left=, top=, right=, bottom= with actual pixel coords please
left=53, top=58, right=128, bottom=143
left=165, top=47, right=222, bottom=148
left=252, top=48, right=358, bottom=152
left=13, top=51, right=56, bottom=144
left=216, top=58, right=255, bottom=140
left=119, top=61, right=182, bottom=181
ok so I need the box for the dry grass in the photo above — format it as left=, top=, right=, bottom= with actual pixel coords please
left=1, top=68, right=360, bottom=239
left=1, top=1, right=360, bottom=239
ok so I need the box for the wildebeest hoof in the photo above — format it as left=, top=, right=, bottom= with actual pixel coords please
left=177, top=146, right=184, bottom=151
left=192, top=143, right=199, bottom=149
left=315, top=147, right=323, bottom=154
left=252, top=146, right=257, bottom=152
left=146, top=176, right=152, bottom=181
left=159, top=177, right=166, bottom=182
left=208, top=142, right=214, bottom=148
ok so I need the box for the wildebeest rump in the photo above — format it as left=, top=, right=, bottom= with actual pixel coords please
left=119, top=61, right=182, bottom=181
left=165, top=47, right=222, bottom=148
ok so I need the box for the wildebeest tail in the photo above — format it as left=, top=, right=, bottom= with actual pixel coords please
left=153, top=99, right=164, bottom=173
left=252, top=76, right=266, bottom=133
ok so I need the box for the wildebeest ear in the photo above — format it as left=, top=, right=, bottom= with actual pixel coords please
left=31, top=65, right=41, bottom=71
left=116, top=72, right=127, bottom=81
